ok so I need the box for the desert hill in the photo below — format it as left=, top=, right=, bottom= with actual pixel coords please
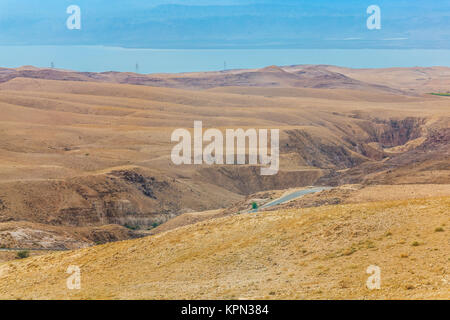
left=0, top=65, right=448, bottom=250
left=315, top=65, right=450, bottom=94
left=0, top=196, right=448, bottom=299
left=1, top=65, right=449, bottom=93
left=0, top=64, right=448, bottom=300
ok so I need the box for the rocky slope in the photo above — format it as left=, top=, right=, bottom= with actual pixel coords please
left=1, top=65, right=449, bottom=93
left=0, top=65, right=448, bottom=249
left=0, top=196, right=448, bottom=299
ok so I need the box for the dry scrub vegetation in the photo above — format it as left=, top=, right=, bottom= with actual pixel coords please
left=0, top=65, right=449, bottom=299
left=0, top=197, right=448, bottom=300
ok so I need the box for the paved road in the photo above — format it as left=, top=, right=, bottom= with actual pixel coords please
left=248, top=187, right=331, bottom=213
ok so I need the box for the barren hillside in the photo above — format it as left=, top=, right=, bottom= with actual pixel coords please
left=0, top=64, right=448, bottom=300
left=0, top=65, right=448, bottom=250
left=0, top=196, right=448, bottom=299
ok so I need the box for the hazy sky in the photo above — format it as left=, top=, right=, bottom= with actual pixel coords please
left=0, top=0, right=448, bottom=48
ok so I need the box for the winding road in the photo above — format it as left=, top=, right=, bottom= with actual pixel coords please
left=248, top=187, right=331, bottom=213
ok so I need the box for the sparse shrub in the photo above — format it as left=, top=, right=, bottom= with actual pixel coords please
left=411, top=241, right=420, bottom=247
left=434, top=227, right=444, bottom=232
left=16, top=250, right=29, bottom=259
left=124, top=223, right=139, bottom=230
left=152, top=222, right=160, bottom=229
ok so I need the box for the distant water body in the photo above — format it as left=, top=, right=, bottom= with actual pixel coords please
left=0, top=46, right=449, bottom=73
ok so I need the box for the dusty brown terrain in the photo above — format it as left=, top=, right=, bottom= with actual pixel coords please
left=148, top=184, right=450, bottom=236
left=0, top=221, right=138, bottom=249
left=2, top=65, right=449, bottom=94
left=0, top=65, right=448, bottom=250
left=0, top=64, right=448, bottom=299
left=0, top=197, right=448, bottom=300
left=0, top=250, right=53, bottom=264
left=260, top=184, right=450, bottom=212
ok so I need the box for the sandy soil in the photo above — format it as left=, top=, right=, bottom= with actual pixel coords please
left=0, top=196, right=448, bottom=300
left=0, top=65, right=448, bottom=299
